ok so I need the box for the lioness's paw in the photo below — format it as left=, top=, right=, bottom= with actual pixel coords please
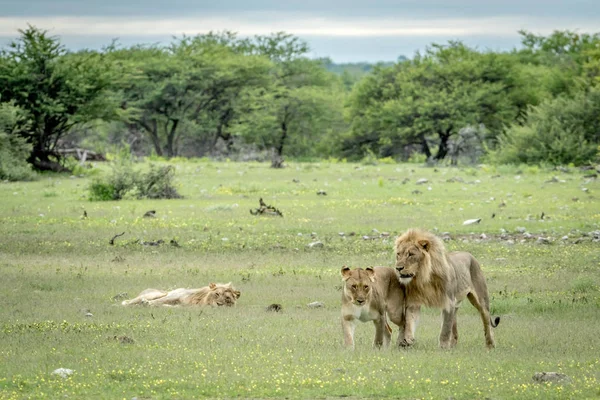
left=398, top=338, right=414, bottom=347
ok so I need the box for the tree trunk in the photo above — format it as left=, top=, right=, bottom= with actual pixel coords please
left=421, top=135, right=432, bottom=159
left=139, top=119, right=163, bottom=157
left=28, top=147, right=69, bottom=172
left=434, top=126, right=453, bottom=161
left=166, top=119, right=179, bottom=158
left=272, top=114, right=288, bottom=168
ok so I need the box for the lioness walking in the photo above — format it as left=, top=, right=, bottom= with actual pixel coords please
left=341, top=266, right=419, bottom=349
left=394, top=229, right=500, bottom=349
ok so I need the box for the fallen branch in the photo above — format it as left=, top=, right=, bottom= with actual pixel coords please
left=250, top=198, right=283, bottom=217
left=109, top=232, right=126, bottom=245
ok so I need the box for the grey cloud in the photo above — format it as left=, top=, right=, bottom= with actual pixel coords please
left=4, top=0, right=600, bottom=19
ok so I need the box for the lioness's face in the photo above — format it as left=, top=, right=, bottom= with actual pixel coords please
left=208, top=286, right=241, bottom=307
left=394, top=239, right=429, bottom=284
left=341, top=267, right=375, bottom=306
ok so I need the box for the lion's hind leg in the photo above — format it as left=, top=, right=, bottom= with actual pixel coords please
left=467, top=292, right=495, bottom=349
left=122, top=289, right=168, bottom=306
left=372, top=316, right=391, bottom=349
left=451, top=308, right=459, bottom=347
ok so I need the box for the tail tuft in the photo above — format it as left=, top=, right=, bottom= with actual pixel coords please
left=491, top=316, right=500, bottom=327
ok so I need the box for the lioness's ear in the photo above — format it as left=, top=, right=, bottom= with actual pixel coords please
left=418, top=240, right=430, bottom=251
left=209, top=283, right=217, bottom=290
left=341, top=266, right=352, bottom=281
left=234, top=290, right=241, bottom=299
left=365, top=267, right=376, bottom=282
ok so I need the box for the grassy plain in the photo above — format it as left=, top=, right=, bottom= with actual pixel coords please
left=0, top=160, right=599, bottom=399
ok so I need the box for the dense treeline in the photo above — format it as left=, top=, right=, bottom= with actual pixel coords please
left=0, top=26, right=599, bottom=178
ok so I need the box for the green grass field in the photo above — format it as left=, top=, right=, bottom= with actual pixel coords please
left=1, top=160, right=599, bottom=399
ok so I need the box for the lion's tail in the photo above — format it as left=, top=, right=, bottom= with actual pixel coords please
left=386, top=321, right=392, bottom=334
left=490, top=316, right=500, bottom=328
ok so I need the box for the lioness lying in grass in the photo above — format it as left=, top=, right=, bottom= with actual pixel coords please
left=121, top=282, right=240, bottom=307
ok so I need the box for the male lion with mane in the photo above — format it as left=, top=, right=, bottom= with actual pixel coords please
left=341, top=266, right=420, bottom=349
left=394, top=229, right=500, bottom=349
left=121, top=282, right=240, bottom=307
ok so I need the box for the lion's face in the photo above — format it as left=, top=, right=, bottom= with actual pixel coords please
left=341, top=267, right=375, bottom=306
left=207, top=283, right=241, bottom=307
left=394, top=237, right=430, bottom=284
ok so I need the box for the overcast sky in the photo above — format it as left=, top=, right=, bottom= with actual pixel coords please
left=1, top=0, right=599, bottom=62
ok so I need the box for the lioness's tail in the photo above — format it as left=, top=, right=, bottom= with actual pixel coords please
left=490, top=316, right=500, bottom=328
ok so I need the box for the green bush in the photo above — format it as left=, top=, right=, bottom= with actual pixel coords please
left=489, top=90, right=600, bottom=165
left=0, top=103, right=35, bottom=181
left=88, top=180, right=116, bottom=201
left=88, top=149, right=181, bottom=201
left=137, top=164, right=182, bottom=199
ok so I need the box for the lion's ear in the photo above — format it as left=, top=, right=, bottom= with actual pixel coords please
left=234, top=290, right=241, bottom=299
left=365, top=267, right=376, bottom=282
left=209, top=283, right=217, bottom=290
left=418, top=240, right=430, bottom=252
left=341, top=266, right=352, bottom=281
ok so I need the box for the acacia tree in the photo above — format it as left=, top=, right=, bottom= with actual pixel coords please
left=233, top=34, right=347, bottom=166
left=0, top=26, right=119, bottom=171
left=346, top=42, right=516, bottom=161
left=112, top=37, right=272, bottom=158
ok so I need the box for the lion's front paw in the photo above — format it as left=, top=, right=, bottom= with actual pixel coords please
left=398, top=338, right=415, bottom=347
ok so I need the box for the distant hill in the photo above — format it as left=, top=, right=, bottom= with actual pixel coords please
left=319, top=56, right=408, bottom=88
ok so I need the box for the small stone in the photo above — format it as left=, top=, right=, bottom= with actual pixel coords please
left=52, top=368, right=74, bottom=379
left=307, top=301, right=325, bottom=308
left=338, top=232, right=345, bottom=237
left=532, top=372, right=570, bottom=384
left=112, top=292, right=128, bottom=301
left=266, top=304, right=283, bottom=312
left=561, top=236, right=569, bottom=241
left=516, top=227, right=527, bottom=234
left=506, top=240, right=515, bottom=245
left=317, top=190, right=327, bottom=196
left=415, top=178, right=428, bottom=185
left=463, top=218, right=482, bottom=226
left=85, top=312, right=93, bottom=318
left=537, top=237, right=551, bottom=244
left=479, top=233, right=488, bottom=240
left=523, top=232, right=533, bottom=239
left=307, top=241, right=324, bottom=249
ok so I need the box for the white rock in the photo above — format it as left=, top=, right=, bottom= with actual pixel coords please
left=415, top=178, right=428, bottom=185
left=307, top=301, right=325, bottom=308
left=52, top=368, right=74, bottom=378
left=307, top=241, right=324, bottom=248
left=462, top=218, right=482, bottom=226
